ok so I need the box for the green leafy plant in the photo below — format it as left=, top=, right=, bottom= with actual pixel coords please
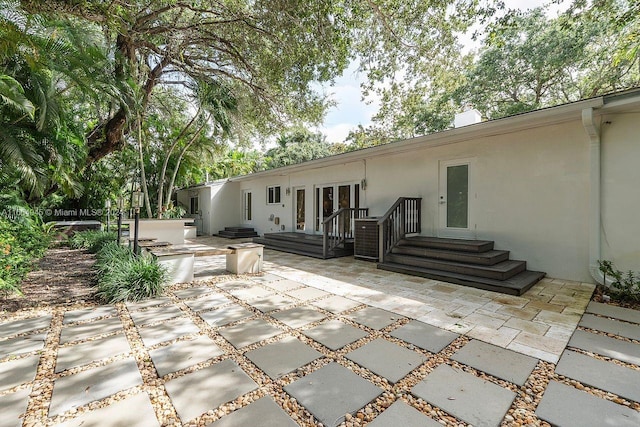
left=598, top=260, right=640, bottom=302
left=68, top=230, right=116, bottom=253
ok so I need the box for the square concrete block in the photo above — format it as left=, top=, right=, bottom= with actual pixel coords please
left=568, top=330, right=640, bottom=366
left=0, top=387, right=31, bottom=427
left=175, top=286, right=216, bottom=300
left=199, top=305, right=254, bottom=327
left=1, top=315, right=52, bottom=336
left=250, top=273, right=284, bottom=284
left=184, top=293, right=230, bottom=312
left=452, top=340, right=538, bottom=386
left=137, top=317, right=200, bottom=347
left=303, top=319, right=369, bottom=350
left=207, top=396, right=298, bottom=427
left=284, top=363, right=383, bottom=427
left=157, top=252, right=194, bottom=285
left=59, top=315, right=123, bottom=344
left=286, top=287, right=330, bottom=302
left=226, top=244, right=263, bottom=274
left=230, top=286, right=273, bottom=301
left=149, top=335, right=224, bottom=377
left=312, top=295, right=361, bottom=314
left=247, top=294, right=296, bottom=313
left=0, top=355, right=40, bottom=392
left=261, top=279, right=302, bottom=291
left=165, top=359, right=257, bottom=423
left=390, top=320, right=459, bottom=353
left=129, top=304, right=184, bottom=327
left=49, top=358, right=143, bottom=417
left=245, top=336, right=322, bottom=379
left=368, top=400, right=441, bottom=427
left=219, top=318, right=283, bottom=349
left=271, top=306, right=326, bottom=329
left=347, top=307, right=404, bottom=330
left=0, top=332, right=46, bottom=359
left=56, top=392, right=160, bottom=427
left=64, top=307, right=115, bottom=324
left=412, top=364, right=516, bottom=427
left=125, top=296, right=172, bottom=311
left=536, top=381, right=640, bottom=427
left=56, top=333, right=131, bottom=372
left=216, top=280, right=253, bottom=291
left=346, top=338, right=426, bottom=384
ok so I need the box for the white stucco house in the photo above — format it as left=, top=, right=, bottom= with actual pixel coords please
left=177, top=88, right=640, bottom=293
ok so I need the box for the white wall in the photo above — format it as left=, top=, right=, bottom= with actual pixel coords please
left=176, top=181, right=240, bottom=236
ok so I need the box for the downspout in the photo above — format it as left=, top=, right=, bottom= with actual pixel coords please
left=581, top=107, right=605, bottom=285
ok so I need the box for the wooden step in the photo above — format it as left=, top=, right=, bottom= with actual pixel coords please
left=253, top=236, right=351, bottom=259
left=391, top=246, right=509, bottom=266
left=386, top=254, right=526, bottom=280
left=377, top=262, right=545, bottom=296
left=262, top=232, right=324, bottom=246
left=225, top=227, right=256, bottom=233
left=218, top=227, right=258, bottom=238
left=399, top=236, right=494, bottom=253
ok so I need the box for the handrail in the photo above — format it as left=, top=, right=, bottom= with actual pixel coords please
left=377, top=197, right=422, bottom=263
left=322, top=207, right=369, bottom=258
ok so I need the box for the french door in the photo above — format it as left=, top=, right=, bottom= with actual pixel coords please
left=438, top=159, right=475, bottom=238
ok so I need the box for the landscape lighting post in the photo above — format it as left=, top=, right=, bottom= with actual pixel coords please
left=132, top=191, right=143, bottom=256
left=105, top=199, right=111, bottom=232
left=116, top=196, right=124, bottom=244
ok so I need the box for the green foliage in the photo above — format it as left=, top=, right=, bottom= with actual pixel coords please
left=161, top=205, right=186, bottom=219
left=265, top=128, right=334, bottom=169
left=598, top=260, right=640, bottom=302
left=68, top=230, right=116, bottom=253
left=94, top=242, right=167, bottom=303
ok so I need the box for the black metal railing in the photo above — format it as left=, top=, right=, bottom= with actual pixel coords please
left=377, top=197, right=422, bottom=263
left=322, top=207, right=369, bottom=258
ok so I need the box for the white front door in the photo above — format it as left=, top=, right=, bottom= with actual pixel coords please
left=438, top=159, right=475, bottom=238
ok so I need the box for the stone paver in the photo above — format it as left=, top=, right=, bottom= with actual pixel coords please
left=536, top=381, right=640, bottom=427
left=246, top=294, right=296, bottom=312
left=137, top=317, right=200, bottom=347
left=367, top=400, right=441, bottom=427
left=0, top=355, right=40, bottom=392
left=249, top=273, right=284, bottom=284
left=63, top=307, right=116, bottom=324
left=0, top=387, right=30, bottom=427
left=452, top=340, right=538, bottom=386
left=412, top=364, right=516, bottom=427
left=312, top=295, right=361, bottom=313
left=199, top=304, right=253, bottom=327
left=56, top=392, right=159, bottom=427
left=129, top=304, right=184, bottom=326
left=165, top=359, right=257, bottom=423
left=216, top=280, right=252, bottom=291
left=56, top=333, right=131, bottom=372
left=284, top=362, right=383, bottom=427
left=347, top=307, right=404, bottom=330
left=579, top=313, right=640, bottom=341
left=174, top=286, right=215, bottom=299
left=346, top=338, right=426, bottom=383
left=245, top=336, right=322, bottom=379
left=286, top=286, right=330, bottom=301
left=49, top=358, right=143, bottom=416
left=229, top=286, right=273, bottom=300
left=303, top=319, right=369, bottom=350
left=390, top=320, right=459, bottom=353
left=59, top=315, right=123, bottom=344
left=1, top=315, right=52, bottom=336
left=0, top=333, right=46, bottom=359
left=126, top=296, right=173, bottom=311
left=271, top=306, right=326, bottom=328
left=207, top=396, right=297, bottom=427
left=219, top=318, right=283, bottom=349
left=568, top=329, right=640, bottom=365
left=586, top=301, right=640, bottom=324
left=555, top=350, right=640, bottom=402
left=183, top=293, right=230, bottom=312
left=149, top=335, right=224, bottom=377
left=261, top=279, right=303, bottom=291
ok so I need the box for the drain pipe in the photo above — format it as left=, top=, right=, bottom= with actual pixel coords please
left=581, top=107, right=606, bottom=285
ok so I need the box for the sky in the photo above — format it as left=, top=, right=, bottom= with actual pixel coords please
left=315, top=0, right=570, bottom=143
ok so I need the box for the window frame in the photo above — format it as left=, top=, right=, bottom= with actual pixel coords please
left=266, top=185, right=281, bottom=205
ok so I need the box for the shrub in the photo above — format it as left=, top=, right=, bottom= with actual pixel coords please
left=69, top=230, right=116, bottom=253
left=598, top=260, right=640, bottom=302
left=95, top=243, right=168, bottom=303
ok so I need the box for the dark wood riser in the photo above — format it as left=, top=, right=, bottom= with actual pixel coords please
left=386, top=254, right=526, bottom=280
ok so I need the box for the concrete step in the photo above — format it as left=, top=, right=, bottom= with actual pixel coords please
left=385, top=254, right=526, bottom=280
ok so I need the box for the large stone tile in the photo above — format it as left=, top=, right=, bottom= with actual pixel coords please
left=199, top=305, right=254, bottom=327
left=229, top=286, right=274, bottom=301
left=245, top=336, right=322, bottom=379
left=312, top=295, right=361, bottom=313
left=56, top=392, right=159, bottom=427
left=207, top=396, right=297, bottom=427
left=219, top=318, right=283, bottom=349
left=346, top=338, right=426, bottom=383
left=125, top=296, right=172, bottom=311
left=0, top=387, right=30, bottom=427
left=49, top=358, right=143, bottom=417
left=452, top=340, right=538, bottom=386
left=249, top=273, right=284, bottom=284
left=303, top=320, right=369, bottom=350
left=216, top=280, right=253, bottom=291
left=284, top=362, right=383, bottom=427
left=261, top=279, right=303, bottom=291
left=390, top=320, right=458, bottom=353
left=347, top=307, right=404, bottom=330
left=286, top=287, right=330, bottom=301
left=568, top=330, right=640, bottom=365
left=1, top=315, right=52, bottom=337
left=129, top=304, right=184, bottom=326
left=586, top=301, right=640, bottom=324
left=412, top=364, right=516, bottom=427
left=165, top=359, right=257, bottom=423
left=579, top=314, right=640, bottom=341
left=271, top=306, right=326, bottom=329
left=56, top=333, right=131, bottom=372
left=184, top=293, right=230, bottom=312
left=0, top=355, right=40, bottom=392
left=59, top=315, right=123, bottom=344
left=63, top=307, right=116, bottom=324
left=536, top=381, right=640, bottom=427
left=0, top=332, right=46, bottom=359
left=246, top=294, right=296, bottom=313
left=174, top=286, right=216, bottom=299
left=137, top=317, right=200, bottom=347
left=368, top=400, right=441, bottom=427
left=555, top=350, right=640, bottom=402
left=149, top=335, right=224, bottom=377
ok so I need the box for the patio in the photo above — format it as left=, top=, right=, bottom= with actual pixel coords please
left=1, top=237, right=639, bottom=426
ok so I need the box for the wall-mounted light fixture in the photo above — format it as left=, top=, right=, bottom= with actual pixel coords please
left=285, top=187, right=291, bottom=196
left=361, top=179, right=367, bottom=190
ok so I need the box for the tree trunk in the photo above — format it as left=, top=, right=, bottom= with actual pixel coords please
left=136, top=114, right=153, bottom=218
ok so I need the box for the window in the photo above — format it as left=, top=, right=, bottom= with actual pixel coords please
left=267, top=185, right=281, bottom=204
left=190, top=196, right=199, bottom=215
left=243, top=191, right=252, bottom=221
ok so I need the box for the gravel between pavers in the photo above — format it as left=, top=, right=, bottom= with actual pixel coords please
left=2, top=263, right=639, bottom=426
